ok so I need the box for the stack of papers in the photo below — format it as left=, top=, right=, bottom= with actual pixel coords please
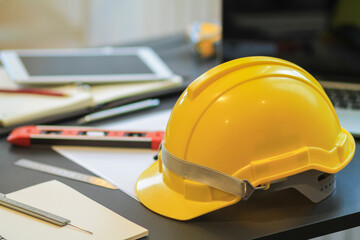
left=0, top=68, right=93, bottom=127
left=0, top=67, right=182, bottom=128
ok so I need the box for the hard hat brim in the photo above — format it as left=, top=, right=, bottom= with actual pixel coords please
left=136, top=160, right=240, bottom=220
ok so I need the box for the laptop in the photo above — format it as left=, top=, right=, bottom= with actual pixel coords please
left=222, top=0, right=360, bottom=137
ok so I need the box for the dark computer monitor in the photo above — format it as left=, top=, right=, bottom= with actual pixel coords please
left=222, top=0, right=360, bottom=83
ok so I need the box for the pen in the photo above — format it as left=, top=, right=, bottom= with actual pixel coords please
left=78, top=98, right=160, bottom=124
left=0, top=88, right=67, bottom=97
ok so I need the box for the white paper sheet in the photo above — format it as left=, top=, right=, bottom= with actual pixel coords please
left=53, top=109, right=172, bottom=200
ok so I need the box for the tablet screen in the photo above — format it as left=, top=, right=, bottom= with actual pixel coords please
left=20, top=55, right=153, bottom=76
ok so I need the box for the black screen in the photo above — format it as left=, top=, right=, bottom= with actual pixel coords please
left=222, top=0, right=360, bottom=83
left=20, top=55, right=153, bottom=76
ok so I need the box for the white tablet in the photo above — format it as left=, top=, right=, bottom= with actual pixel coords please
left=0, top=47, right=174, bottom=85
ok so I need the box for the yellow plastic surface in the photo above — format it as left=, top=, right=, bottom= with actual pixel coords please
left=136, top=56, right=355, bottom=220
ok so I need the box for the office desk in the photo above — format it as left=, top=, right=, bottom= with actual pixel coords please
left=1, top=35, right=360, bottom=239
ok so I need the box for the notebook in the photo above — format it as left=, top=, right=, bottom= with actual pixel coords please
left=222, top=0, right=360, bottom=137
left=0, top=67, right=182, bottom=132
left=0, top=180, right=148, bottom=240
left=0, top=68, right=93, bottom=127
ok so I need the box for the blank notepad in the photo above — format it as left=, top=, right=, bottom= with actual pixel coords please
left=0, top=180, right=148, bottom=240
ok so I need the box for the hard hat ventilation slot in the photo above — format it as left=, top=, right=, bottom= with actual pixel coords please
left=320, top=178, right=335, bottom=192
left=318, top=173, right=331, bottom=182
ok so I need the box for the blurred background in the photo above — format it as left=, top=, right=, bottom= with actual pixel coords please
left=0, top=0, right=220, bottom=49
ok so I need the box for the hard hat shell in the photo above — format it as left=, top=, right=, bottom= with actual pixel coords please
left=136, top=56, right=355, bottom=220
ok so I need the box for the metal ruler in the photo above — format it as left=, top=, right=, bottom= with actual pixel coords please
left=15, top=159, right=117, bottom=190
left=0, top=192, right=92, bottom=234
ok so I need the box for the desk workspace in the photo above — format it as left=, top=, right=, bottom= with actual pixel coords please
left=1, top=34, right=360, bottom=240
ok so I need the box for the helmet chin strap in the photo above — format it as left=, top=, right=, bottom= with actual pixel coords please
left=161, top=144, right=335, bottom=203
left=267, top=170, right=335, bottom=203
left=160, top=145, right=267, bottom=199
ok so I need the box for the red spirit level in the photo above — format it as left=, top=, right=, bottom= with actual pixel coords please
left=7, top=125, right=164, bottom=150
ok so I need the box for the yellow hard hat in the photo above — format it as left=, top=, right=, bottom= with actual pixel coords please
left=136, top=56, right=355, bottom=220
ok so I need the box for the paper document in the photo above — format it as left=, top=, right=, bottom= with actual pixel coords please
left=0, top=180, right=148, bottom=240
left=0, top=68, right=93, bottom=127
left=53, top=109, right=172, bottom=200
left=0, top=65, right=181, bottom=128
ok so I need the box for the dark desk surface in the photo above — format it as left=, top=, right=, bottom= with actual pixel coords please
left=1, top=35, right=360, bottom=240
